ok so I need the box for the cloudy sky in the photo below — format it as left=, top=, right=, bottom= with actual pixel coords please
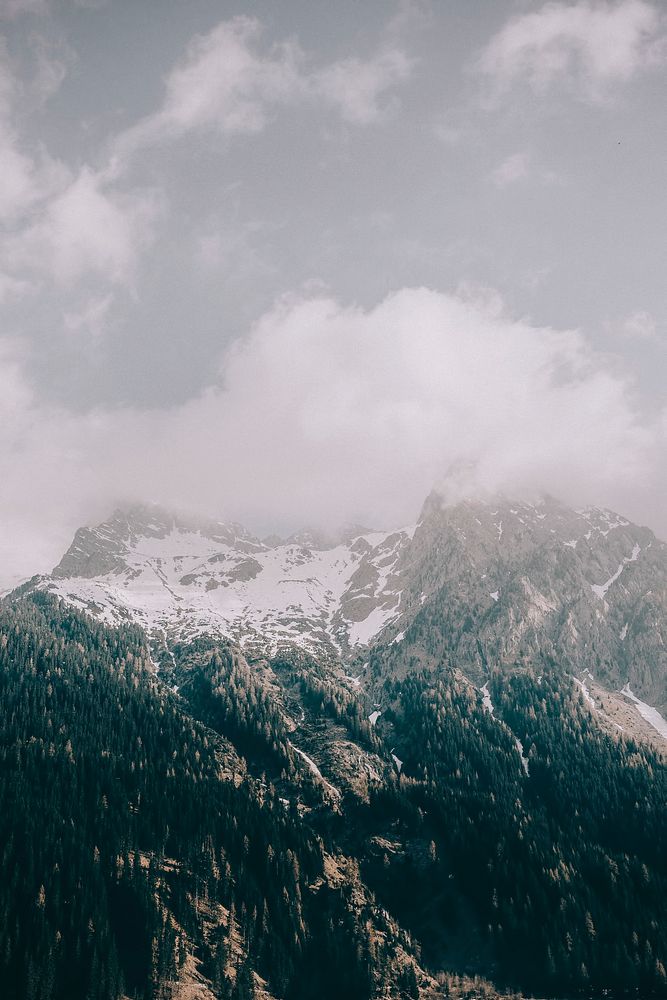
left=0, top=0, right=666, bottom=586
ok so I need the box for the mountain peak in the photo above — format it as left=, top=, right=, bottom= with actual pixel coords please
left=41, top=493, right=667, bottom=710
left=52, top=502, right=263, bottom=579
left=46, top=502, right=416, bottom=655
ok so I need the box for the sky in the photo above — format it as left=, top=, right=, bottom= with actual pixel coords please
left=0, top=0, right=666, bottom=586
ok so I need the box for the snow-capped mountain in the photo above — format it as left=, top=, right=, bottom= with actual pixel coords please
left=42, top=503, right=416, bottom=657
left=37, top=491, right=667, bottom=711
left=10, top=493, right=667, bottom=997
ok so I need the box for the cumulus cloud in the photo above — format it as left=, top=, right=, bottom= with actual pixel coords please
left=112, top=17, right=411, bottom=167
left=312, top=48, right=412, bottom=124
left=1, top=287, right=666, bottom=586
left=0, top=39, right=153, bottom=294
left=113, top=17, right=302, bottom=160
left=3, top=166, right=160, bottom=286
left=63, top=292, right=114, bottom=339
left=0, top=43, right=68, bottom=220
left=491, top=151, right=531, bottom=187
left=477, top=0, right=665, bottom=102
left=620, top=309, right=660, bottom=341
left=490, top=150, right=563, bottom=188
left=0, top=15, right=409, bottom=321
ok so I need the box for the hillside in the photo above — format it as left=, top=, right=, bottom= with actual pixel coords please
left=2, top=579, right=667, bottom=998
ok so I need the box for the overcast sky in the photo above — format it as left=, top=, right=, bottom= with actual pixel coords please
left=0, top=0, right=666, bottom=586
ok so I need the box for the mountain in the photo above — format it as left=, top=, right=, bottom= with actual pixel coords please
left=2, top=587, right=667, bottom=1000
left=45, top=502, right=415, bottom=658
left=5, top=492, right=667, bottom=999
left=40, top=492, right=667, bottom=713
left=372, top=493, right=667, bottom=716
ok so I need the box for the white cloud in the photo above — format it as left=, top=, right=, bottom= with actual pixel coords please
left=490, top=150, right=563, bottom=188
left=63, top=292, right=114, bottom=339
left=477, top=0, right=665, bottom=101
left=1, top=286, right=666, bottom=586
left=116, top=17, right=302, bottom=157
left=620, top=309, right=660, bottom=340
left=198, top=289, right=659, bottom=527
left=313, top=48, right=412, bottom=124
left=0, top=16, right=408, bottom=305
left=0, top=124, right=68, bottom=221
left=0, top=123, right=42, bottom=215
left=0, top=40, right=156, bottom=294
left=28, top=34, right=72, bottom=107
left=0, top=271, right=32, bottom=301
left=112, top=17, right=411, bottom=168
left=195, top=219, right=277, bottom=289
left=0, top=43, right=69, bottom=220
left=491, top=151, right=531, bottom=187
left=3, top=166, right=160, bottom=285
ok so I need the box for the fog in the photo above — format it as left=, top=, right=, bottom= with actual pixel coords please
left=2, top=286, right=665, bottom=588
left=0, top=1, right=665, bottom=588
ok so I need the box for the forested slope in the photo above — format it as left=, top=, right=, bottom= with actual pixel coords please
left=0, top=594, right=396, bottom=1000
left=1, top=592, right=666, bottom=999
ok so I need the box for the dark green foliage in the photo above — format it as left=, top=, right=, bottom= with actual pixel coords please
left=2, top=590, right=667, bottom=999
left=0, top=594, right=374, bottom=1000
left=175, top=637, right=294, bottom=777
left=354, top=665, right=667, bottom=995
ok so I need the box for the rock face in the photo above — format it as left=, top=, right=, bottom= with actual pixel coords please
left=41, top=493, right=667, bottom=710
left=45, top=502, right=415, bottom=658
left=379, top=493, right=667, bottom=711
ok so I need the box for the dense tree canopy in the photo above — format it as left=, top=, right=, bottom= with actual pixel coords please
left=1, top=592, right=666, bottom=998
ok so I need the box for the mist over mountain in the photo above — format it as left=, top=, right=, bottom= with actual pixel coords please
left=3, top=488, right=667, bottom=999
left=2, top=287, right=666, bottom=592
left=36, top=491, right=667, bottom=712
left=2, top=0, right=667, bottom=997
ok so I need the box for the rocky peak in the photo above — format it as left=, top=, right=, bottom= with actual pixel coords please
left=52, top=502, right=265, bottom=579
left=40, top=492, right=667, bottom=713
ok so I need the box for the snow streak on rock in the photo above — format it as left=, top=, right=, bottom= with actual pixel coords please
left=621, top=685, right=667, bottom=742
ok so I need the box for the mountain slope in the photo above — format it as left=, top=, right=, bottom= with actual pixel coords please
left=0, top=593, right=441, bottom=1000
left=44, top=503, right=414, bottom=659
left=2, top=591, right=667, bottom=998
left=39, top=493, right=667, bottom=715
left=372, top=494, right=667, bottom=714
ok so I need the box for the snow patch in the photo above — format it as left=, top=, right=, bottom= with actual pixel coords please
left=591, top=544, right=641, bottom=600
left=481, top=682, right=528, bottom=774
left=290, top=744, right=341, bottom=798
left=480, top=682, right=495, bottom=717
left=573, top=676, right=595, bottom=709
left=621, top=685, right=667, bottom=741
left=51, top=518, right=417, bottom=656
left=515, top=737, right=530, bottom=776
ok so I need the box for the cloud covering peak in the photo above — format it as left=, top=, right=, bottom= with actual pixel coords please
left=1, top=286, right=664, bottom=587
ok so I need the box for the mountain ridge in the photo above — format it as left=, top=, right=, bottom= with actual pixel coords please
left=4, top=495, right=667, bottom=998
left=32, top=492, right=667, bottom=714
